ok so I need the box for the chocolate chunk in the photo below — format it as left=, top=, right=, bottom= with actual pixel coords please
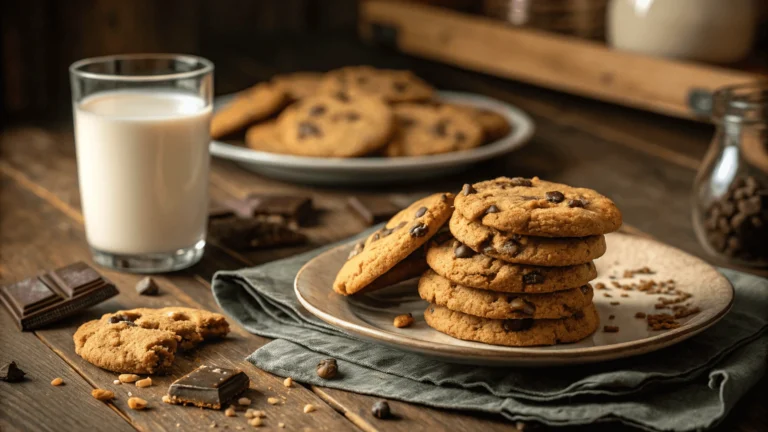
left=317, top=359, right=338, bottom=379
left=135, top=277, right=159, bottom=296
left=509, top=298, right=536, bottom=315
left=415, top=207, right=427, bottom=218
left=461, top=184, right=477, bottom=196
left=0, top=262, right=118, bottom=331
left=509, top=177, right=532, bottom=187
left=298, top=121, right=322, bottom=139
left=485, top=205, right=500, bottom=214
left=523, top=271, right=544, bottom=284
left=166, top=365, right=250, bottom=410
left=347, top=196, right=401, bottom=226
left=0, top=361, right=26, bottom=383
left=502, top=319, right=533, bottom=332
left=454, top=244, right=476, bottom=258
left=545, top=191, right=565, bottom=203
left=372, top=401, right=392, bottom=419
left=567, top=198, right=588, bottom=208
left=410, top=223, right=428, bottom=237
left=241, top=194, right=314, bottom=226
left=108, top=314, right=137, bottom=325
left=208, top=218, right=307, bottom=250
left=433, top=120, right=449, bottom=137
left=308, top=105, right=326, bottom=116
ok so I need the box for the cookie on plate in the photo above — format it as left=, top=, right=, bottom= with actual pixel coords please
left=449, top=212, right=606, bottom=266
left=211, top=83, right=287, bottom=139
left=276, top=93, right=394, bottom=157
left=444, top=104, right=511, bottom=143
left=320, top=66, right=434, bottom=103
left=454, top=177, right=623, bottom=237
left=272, top=72, right=324, bottom=102
left=245, top=121, right=287, bottom=154
left=424, top=303, right=599, bottom=346
left=333, top=192, right=454, bottom=295
left=426, top=237, right=597, bottom=292
left=419, top=270, right=594, bottom=320
left=385, top=104, right=484, bottom=157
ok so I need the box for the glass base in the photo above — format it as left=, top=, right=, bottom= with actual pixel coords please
left=90, top=240, right=205, bottom=273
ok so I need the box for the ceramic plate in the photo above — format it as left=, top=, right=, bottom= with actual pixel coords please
left=295, top=233, right=734, bottom=366
left=210, top=91, right=535, bottom=186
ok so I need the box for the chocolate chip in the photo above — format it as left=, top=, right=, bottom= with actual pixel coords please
left=545, top=191, right=565, bottom=203
left=317, top=359, right=338, bottom=379
left=298, top=121, right=322, bottom=139
left=429, top=306, right=435, bottom=313
left=455, top=131, right=467, bottom=143
left=454, top=244, right=476, bottom=258
left=523, top=271, right=544, bottom=284
left=415, top=207, right=427, bottom=218
left=480, top=237, right=494, bottom=253
left=509, top=298, right=536, bottom=315
left=372, top=232, right=381, bottom=242
left=372, top=401, right=392, bottom=419
left=440, top=193, right=449, bottom=202
left=0, top=361, right=26, bottom=383
left=509, top=177, right=532, bottom=187
left=580, top=285, right=589, bottom=294
left=357, top=75, right=368, bottom=84
left=485, top=205, right=500, bottom=214
left=462, top=184, right=477, bottom=196
left=410, top=223, right=428, bottom=237
left=433, top=120, right=449, bottom=137
left=502, top=319, right=533, bottom=332
left=345, top=112, right=361, bottom=122
left=393, top=81, right=408, bottom=92
left=109, top=314, right=137, bottom=325
left=335, top=92, right=350, bottom=102
left=500, top=240, right=519, bottom=256
left=567, top=198, right=588, bottom=208
left=135, top=277, right=159, bottom=296
left=398, top=116, right=416, bottom=128
left=308, top=105, right=326, bottom=116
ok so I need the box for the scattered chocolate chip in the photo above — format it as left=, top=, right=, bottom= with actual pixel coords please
left=298, top=121, right=322, bottom=139
left=317, top=359, right=338, bottom=379
left=567, top=199, right=588, bottom=208
left=509, top=298, right=536, bottom=315
left=308, top=105, right=326, bottom=116
left=0, top=361, right=26, bottom=383
left=545, top=191, right=565, bottom=204
left=454, top=244, right=476, bottom=258
left=509, top=177, right=532, bottom=187
left=485, top=205, right=500, bottom=214
left=372, top=400, right=392, bottom=419
left=135, top=277, right=159, bottom=296
left=502, top=319, right=533, bottom=332
left=462, top=184, right=477, bottom=196
left=415, top=207, right=427, bottom=218
left=410, top=223, right=428, bottom=237
left=433, top=120, right=449, bottom=137
left=522, top=271, right=544, bottom=285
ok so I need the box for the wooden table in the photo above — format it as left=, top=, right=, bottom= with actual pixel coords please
left=1, top=49, right=766, bottom=431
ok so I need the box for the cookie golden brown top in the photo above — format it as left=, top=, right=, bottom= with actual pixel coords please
left=319, top=66, right=434, bottom=103
left=385, top=104, right=484, bottom=157
left=272, top=72, right=324, bottom=102
left=211, top=83, right=287, bottom=139
left=454, top=177, right=622, bottom=237
left=333, top=192, right=454, bottom=295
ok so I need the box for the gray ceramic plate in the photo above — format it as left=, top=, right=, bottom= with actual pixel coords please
left=210, top=91, right=535, bottom=186
left=294, top=233, right=734, bottom=366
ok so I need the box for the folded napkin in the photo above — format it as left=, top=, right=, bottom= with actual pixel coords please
left=212, top=231, right=768, bottom=431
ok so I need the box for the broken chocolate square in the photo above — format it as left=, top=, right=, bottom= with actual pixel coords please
left=165, top=365, right=250, bottom=409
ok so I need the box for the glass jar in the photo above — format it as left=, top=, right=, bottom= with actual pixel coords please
left=693, top=83, right=768, bottom=267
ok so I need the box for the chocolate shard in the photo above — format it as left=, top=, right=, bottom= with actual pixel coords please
left=0, top=361, right=26, bottom=382
left=0, top=262, right=118, bottom=331
left=136, top=277, right=159, bottom=296
left=347, top=196, right=401, bottom=226
left=165, top=365, right=250, bottom=410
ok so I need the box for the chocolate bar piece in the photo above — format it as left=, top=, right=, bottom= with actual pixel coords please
left=165, top=365, right=250, bottom=409
left=347, top=196, right=401, bottom=225
left=218, top=194, right=313, bottom=226
left=209, top=218, right=307, bottom=250
left=0, top=262, right=118, bottom=331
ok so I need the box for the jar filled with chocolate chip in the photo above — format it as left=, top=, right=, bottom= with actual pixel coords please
left=693, top=83, right=768, bottom=267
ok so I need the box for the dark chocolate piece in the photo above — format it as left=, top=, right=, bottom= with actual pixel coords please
left=166, top=365, right=250, bottom=410
left=0, top=361, right=26, bottom=382
left=208, top=218, right=307, bottom=250
left=226, top=194, right=314, bottom=226
left=136, top=277, right=159, bottom=296
left=0, top=262, right=118, bottom=331
left=346, top=196, right=401, bottom=226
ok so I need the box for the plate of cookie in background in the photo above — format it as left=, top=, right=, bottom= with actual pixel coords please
left=294, top=177, right=735, bottom=366
left=209, top=66, right=534, bottom=186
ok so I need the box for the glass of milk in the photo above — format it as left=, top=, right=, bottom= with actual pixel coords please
left=70, top=54, right=213, bottom=273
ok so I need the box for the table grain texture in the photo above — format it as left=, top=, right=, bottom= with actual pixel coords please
left=1, top=47, right=766, bottom=432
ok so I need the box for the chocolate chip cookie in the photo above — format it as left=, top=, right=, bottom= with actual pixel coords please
left=444, top=104, right=511, bottom=143
left=245, top=121, right=287, bottom=154
left=419, top=270, right=594, bottom=319
left=454, top=177, right=623, bottom=237
left=449, top=212, right=606, bottom=266
left=319, top=66, right=434, bottom=103
left=426, top=237, right=597, bottom=292
left=277, top=93, right=394, bottom=157
left=333, top=193, right=454, bottom=295
left=272, top=72, right=324, bottom=102
left=424, top=303, right=599, bottom=346
left=211, top=83, right=288, bottom=139
left=385, top=104, right=484, bottom=157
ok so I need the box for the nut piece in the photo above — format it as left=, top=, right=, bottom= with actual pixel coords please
left=393, top=313, right=414, bottom=328
left=303, top=404, right=316, bottom=413
left=127, top=397, right=148, bottom=410
left=267, top=397, right=280, bottom=405
left=225, top=406, right=237, bottom=417
left=246, top=409, right=266, bottom=419
left=278, top=423, right=285, bottom=428
left=248, top=417, right=263, bottom=427
left=371, top=400, right=391, bottom=419
left=316, top=358, right=338, bottom=379
left=119, top=374, right=141, bottom=383
left=283, top=377, right=293, bottom=388
left=51, top=377, right=64, bottom=386
left=238, top=397, right=251, bottom=406
left=162, top=395, right=171, bottom=403
left=113, top=380, right=121, bottom=385
left=91, top=389, right=115, bottom=401
left=135, top=378, right=152, bottom=388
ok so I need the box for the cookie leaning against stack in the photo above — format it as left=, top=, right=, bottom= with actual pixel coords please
left=422, top=177, right=622, bottom=347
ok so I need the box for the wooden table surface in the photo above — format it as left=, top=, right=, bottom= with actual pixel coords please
left=1, top=45, right=766, bottom=432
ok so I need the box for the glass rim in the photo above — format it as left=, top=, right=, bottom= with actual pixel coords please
left=713, top=82, right=768, bottom=109
left=69, top=53, right=214, bottom=82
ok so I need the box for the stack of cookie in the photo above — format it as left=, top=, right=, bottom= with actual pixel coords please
left=421, top=177, right=622, bottom=346
left=211, top=66, right=511, bottom=158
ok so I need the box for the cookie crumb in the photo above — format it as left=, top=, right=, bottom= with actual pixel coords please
left=119, top=374, right=140, bottom=383
left=162, top=395, right=171, bottom=403
left=225, top=406, right=237, bottom=417
left=238, top=397, right=251, bottom=406
left=283, top=377, right=293, bottom=388
left=620, top=293, right=629, bottom=298
left=91, top=389, right=115, bottom=401
left=267, top=397, right=280, bottom=405
left=603, top=293, right=612, bottom=298
left=603, top=325, right=620, bottom=333
left=623, top=267, right=654, bottom=278
left=128, top=397, right=148, bottom=410
left=127, top=391, right=133, bottom=397
left=303, top=404, right=316, bottom=413
left=135, top=378, right=152, bottom=388
left=595, top=283, right=607, bottom=290
left=393, top=313, right=414, bottom=328
left=51, top=377, right=64, bottom=386
left=248, top=417, right=263, bottom=427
